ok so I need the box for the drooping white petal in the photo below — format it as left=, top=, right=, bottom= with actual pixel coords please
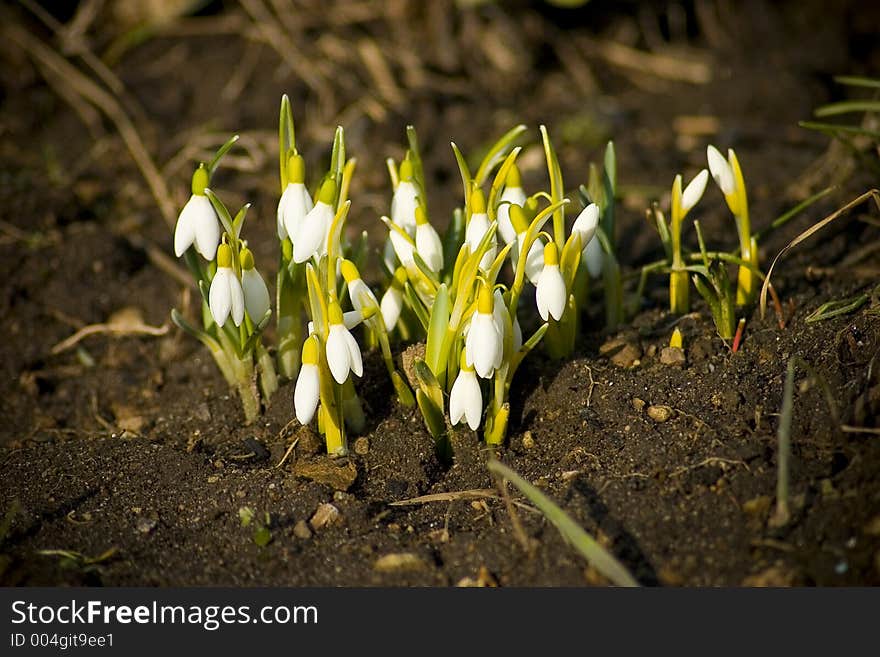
left=326, top=325, right=352, bottom=384
left=348, top=279, right=378, bottom=314
left=343, top=309, right=366, bottom=330
left=707, top=145, right=735, bottom=195
left=312, top=311, right=363, bottom=336
left=466, top=312, right=503, bottom=378
left=278, top=182, right=314, bottom=242
left=522, top=234, right=545, bottom=284
left=294, top=364, right=320, bottom=425
left=380, top=287, right=403, bottom=333
left=229, top=272, right=245, bottom=327
left=416, top=222, right=444, bottom=272
left=449, top=369, right=482, bottom=431
left=192, top=198, right=221, bottom=261
left=497, top=187, right=527, bottom=245
left=293, top=201, right=333, bottom=263
left=465, top=212, right=496, bottom=271
left=391, top=181, right=419, bottom=235
left=681, top=169, right=709, bottom=214
left=342, top=328, right=363, bottom=378
left=388, top=230, right=415, bottom=267
left=242, top=268, right=271, bottom=323
left=571, top=203, right=599, bottom=255
left=492, top=289, right=508, bottom=345
left=175, top=194, right=219, bottom=259
left=583, top=234, right=603, bottom=278
left=173, top=207, right=195, bottom=258
left=512, top=316, right=523, bottom=353
left=208, top=267, right=234, bottom=326
left=536, top=264, right=566, bottom=321
left=382, top=237, right=398, bottom=272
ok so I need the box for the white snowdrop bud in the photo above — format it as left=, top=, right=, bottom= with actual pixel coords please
left=174, top=165, right=221, bottom=260
left=535, top=242, right=566, bottom=322
left=449, top=351, right=483, bottom=431
left=209, top=243, right=245, bottom=327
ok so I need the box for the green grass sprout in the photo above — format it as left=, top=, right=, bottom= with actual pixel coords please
left=488, top=459, right=639, bottom=587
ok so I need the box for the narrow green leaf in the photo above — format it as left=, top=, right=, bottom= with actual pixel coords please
left=450, top=142, right=473, bottom=216
left=204, top=189, right=235, bottom=238
left=834, top=75, right=880, bottom=89
left=425, top=284, right=450, bottom=375
left=488, top=460, right=639, bottom=587
left=474, top=124, right=527, bottom=186
left=814, top=99, right=880, bottom=118
left=798, top=120, right=880, bottom=140
left=207, top=134, right=240, bottom=177
left=231, top=203, right=251, bottom=242
left=406, top=125, right=426, bottom=192
left=539, top=125, right=566, bottom=246
left=416, top=389, right=447, bottom=442
left=404, top=282, right=430, bottom=331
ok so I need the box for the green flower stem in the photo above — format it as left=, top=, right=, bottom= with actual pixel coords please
left=603, top=250, right=624, bottom=330
left=276, top=264, right=303, bottom=379
left=256, top=342, right=278, bottom=402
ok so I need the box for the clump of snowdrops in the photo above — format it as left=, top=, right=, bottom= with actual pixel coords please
left=171, top=95, right=762, bottom=454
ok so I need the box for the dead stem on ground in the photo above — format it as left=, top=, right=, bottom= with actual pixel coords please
left=50, top=308, right=168, bottom=355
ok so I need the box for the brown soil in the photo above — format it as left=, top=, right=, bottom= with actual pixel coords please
left=1, top=0, right=879, bottom=587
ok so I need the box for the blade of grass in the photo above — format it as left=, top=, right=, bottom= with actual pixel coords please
left=487, top=459, right=639, bottom=587
left=771, top=359, right=795, bottom=527
left=834, top=75, right=880, bottom=89
left=814, top=100, right=880, bottom=118
left=760, top=189, right=880, bottom=319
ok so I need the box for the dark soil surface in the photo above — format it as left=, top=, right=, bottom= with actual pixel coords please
left=1, top=0, right=879, bottom=586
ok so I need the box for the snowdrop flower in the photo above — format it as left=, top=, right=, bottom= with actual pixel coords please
left=385, top=219, right=416, bottom=268
left=449, top=351, right=482, bottom=431
left=465, top=282, right=503, bottom=378
left=414, top=206, right=444, bottom=272
left=391, top=159, right=419, bottom=236
left=340, top=259, right=379, bottom=314
left=293, top=178, right=335, bottom=264
left=326, top=301, right=363, bottom=384
left=706, top=145, right=735, bottom=196
left=464, top=188, right=496, bottom=271
left=239, top=247, right=271, bottom=323
left=307, top=308, right=367, bottom=337
left=536, top=242, right=566, bottom=322
left=277, top=153, right=313, bottom=241
left=571, top=203, right=599, bottom=255
left=489, top=287, right=522, bottom=353
left=496, top=164, right=527, bottom=246
left=583, top=234, right=603, bottom=278
left=380, top=267, right=406, bottom=333
left=174, top=164, right=221, bottom=260
left=509, top=203, right=544, bottom=284
left=209, top=243, right=244, bottom=327
left=681, top=169, right=709, bottom=215
left=294, top=336, right=321, bottom=425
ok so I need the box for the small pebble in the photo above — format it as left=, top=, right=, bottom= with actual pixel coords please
left=136, top=517, right=157, bottom=534
left=310, top=503, right=341, bottom=530
left=647, top=405, right=673, bottom=423
left=353, top=437, right=370, bottom=455
left=293, top=520, right=312, bottom=540
left=373, top=552, right=428, bottom=573
left=659, top=346, right=686, bottom=367
left=599, top=337, right=642, bottom=368
left=522, top=431, right=536, bottom=449
left=631, top=398, right=646, bottom=412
